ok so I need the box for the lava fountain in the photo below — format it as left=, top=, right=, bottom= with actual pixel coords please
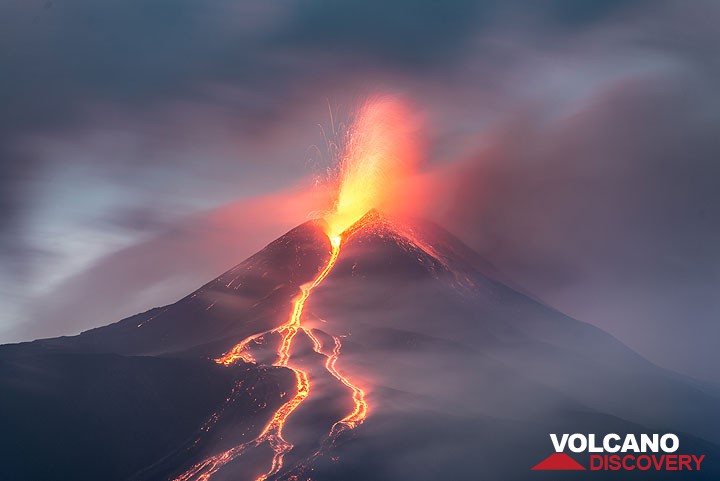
left=324, top=94, right=423, bottom=238
left=174, top=95, right=422, bottom=481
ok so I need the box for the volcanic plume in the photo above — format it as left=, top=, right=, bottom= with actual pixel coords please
left=1, top=99, right=719, bottom=481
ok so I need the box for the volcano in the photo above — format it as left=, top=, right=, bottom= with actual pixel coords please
left=1, top=211, right=718, bottom=481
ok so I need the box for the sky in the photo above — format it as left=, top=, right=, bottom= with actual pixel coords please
left=1, top=0, right=719, bottom=382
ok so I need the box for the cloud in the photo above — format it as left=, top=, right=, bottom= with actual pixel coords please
left=5, top=181, right=330, bottom=342
left=2, top=0, right=720, bottom=387
left=426, top=72, right=720, bottom=382
left=275, top=0, right=488, bottom=67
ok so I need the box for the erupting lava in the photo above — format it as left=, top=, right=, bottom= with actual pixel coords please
left=174, top=96, right=420, bottom=481
left=324, top=95, right=422, bottom=238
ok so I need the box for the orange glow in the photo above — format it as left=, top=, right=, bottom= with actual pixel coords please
left=178, top=229, right=368, bottom=481
left=323, top=95, right=423, bottom=238
left=303, top=329, right=367, bottom=431
left=175, top=95, right=424, bottom=480
left=215, top=232, right=341, bottom=368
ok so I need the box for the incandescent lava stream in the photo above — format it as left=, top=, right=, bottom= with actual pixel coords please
left=174, top=230, right=367, bottom=481
left=174, top=95, right=418, bottom=481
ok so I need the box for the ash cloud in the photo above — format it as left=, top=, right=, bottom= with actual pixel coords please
left=2, top=0, right=720, bottom=384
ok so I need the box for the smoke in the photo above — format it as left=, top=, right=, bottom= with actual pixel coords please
left=4, top=183, right=327, bottom=342
left=418, top=75, right=720, bottom=383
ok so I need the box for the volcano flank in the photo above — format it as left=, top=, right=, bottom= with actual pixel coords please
left=1, top=211, right=719, bottom=481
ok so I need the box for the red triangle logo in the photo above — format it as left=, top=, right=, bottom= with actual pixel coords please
left=532, top=453, right=586, bottom=470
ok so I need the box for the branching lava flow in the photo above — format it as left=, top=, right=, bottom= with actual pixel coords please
left=174, top=234, right=367, bottom=481
left=174, top=96, right=418, bottom=480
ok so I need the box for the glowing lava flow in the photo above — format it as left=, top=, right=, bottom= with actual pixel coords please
left=304, top=329, right=367, bottom=432
left=175, top=233, right=367, bottom=481
left=175, top=96, right=421, bottom=481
